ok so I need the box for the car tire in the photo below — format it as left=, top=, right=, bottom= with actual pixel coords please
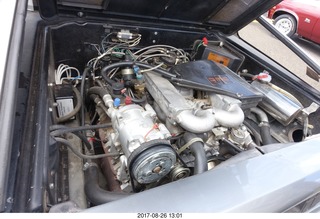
left=274, top=14, right=297, bottom=37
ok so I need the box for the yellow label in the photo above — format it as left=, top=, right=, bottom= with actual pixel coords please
left=207, top=52, right=230, bottom=66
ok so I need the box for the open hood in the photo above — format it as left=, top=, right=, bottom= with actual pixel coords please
left=38, top=0, right=282, bottom=34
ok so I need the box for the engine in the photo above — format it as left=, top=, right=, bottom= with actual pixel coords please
left=49, top=30, right=319, bottom=205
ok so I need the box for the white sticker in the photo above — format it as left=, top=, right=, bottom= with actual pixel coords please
left=57, top=99, right=74, bottom=117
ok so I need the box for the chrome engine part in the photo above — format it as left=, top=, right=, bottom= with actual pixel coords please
left=229, top=126, right=253, bottom=147
left=209, top=94, right=245, bottom=128
left=251, top=80, right=303, bottom=125
left=145, top=72, right=245, bottom=133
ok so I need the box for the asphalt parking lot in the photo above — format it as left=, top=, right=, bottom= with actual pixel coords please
left=239, top=20, right=320, bottom=91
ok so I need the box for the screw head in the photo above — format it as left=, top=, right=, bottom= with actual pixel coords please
left=77, top=12, right=84, bottom=17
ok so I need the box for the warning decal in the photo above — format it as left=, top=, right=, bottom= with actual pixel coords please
left=207, top=52, right=230, bottom=66
left=207, top=75, right=231, bottom=85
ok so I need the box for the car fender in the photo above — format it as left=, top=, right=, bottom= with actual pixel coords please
left=273, top=8, right=299, bottom=24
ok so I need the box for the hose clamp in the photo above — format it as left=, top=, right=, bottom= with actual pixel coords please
left=177, top=137, right=203, bottom=154
left=83, top=162, right=98, bottom=171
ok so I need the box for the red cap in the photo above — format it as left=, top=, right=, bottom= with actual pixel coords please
left=202, top=37, right=208, bottom=45
left=125, top=96, right=132, bottom=105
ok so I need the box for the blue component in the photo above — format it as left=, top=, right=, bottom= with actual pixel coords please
left=136, top=74, right=143, bottom=80
left=133, top=65, right=140, bottom=74
left=114, top=98, right=121, bottom=107
left=133, top=65, right=143, bottom=80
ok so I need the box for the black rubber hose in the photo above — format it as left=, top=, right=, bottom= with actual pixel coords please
left=49, top=123, right=112, bottom=135
left=84, top=165, right=130, bottom=205
left=100, top=61, right=176, bottom=82
left=49, top=125, right=93, bottom=151
left=104, top=75, right=117, bottom=86
left=81, top=67, right=90, bottom=127
left=243, top=120, right=261, bottom=146
left=260, top=125, right=273, bottom=145
left=87, top=86, right=110, bottom=98
left=72, top=132, right=92, bottom=151
left=50, top=124, right=70, bottom=131
left=56, top=87, right=82, bottom=123
left=183, top=132, right=208, bottom=175
left=54, top=137, right=121, bottom=159
left=250, top=107, right=273, bottom=146
left=130, top=95, right=146, bottom=103
left=50, top=123, right=113, bottom=153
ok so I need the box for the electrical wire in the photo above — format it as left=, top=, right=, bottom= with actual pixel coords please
left=140, top=62, right=164, bottom=73
left=118, top=34, right=141, bottom=47
left=101, top=32, right=116, bottom=53
left=84, top=42, right=102, bottom=55
left=133, top=48, right=167, bottom=61
left=123, top=88, right=146, bottom=104
left=133, top=45, right=185, bottom=57
left=100, top=61, right=176, bottom=82
left=86, top=57, right=97, bottom=68
left=54, top=137, right=122, bottom=159
left=133, top=46, right=189, bottom=64
left=139, top=54, right=171, bottom=62
left=92, top=35, right=142, bottom=73
left=55, top=64, right=81, bottom=85
left=107, top=67, right=119, bottom=79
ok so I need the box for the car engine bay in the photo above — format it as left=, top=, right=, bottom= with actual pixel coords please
left=13, top=20, right=320, bottom=212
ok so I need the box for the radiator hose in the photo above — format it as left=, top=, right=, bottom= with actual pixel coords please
left=250, top=107, right=273, bottom=145
left=183, top=133, right=208, bottom=175
left=84, top=164, right=130, bottom=205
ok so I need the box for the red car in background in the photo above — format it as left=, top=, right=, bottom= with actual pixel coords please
left=268, top=0, right=320, bottom=44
